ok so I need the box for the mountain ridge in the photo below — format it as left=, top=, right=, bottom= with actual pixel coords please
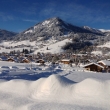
left=0, top=29, right=17, bottom=40
left=11, top=17, right=103, bottom=41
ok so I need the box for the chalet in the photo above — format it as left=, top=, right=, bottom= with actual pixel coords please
left=60, top=59, right=72, bottom=64
left=83, top=62, right=104, bottom=72
left=7, top=57, right=15, bottom=62
left=36, top=59, right=45, bottom=65
left=97, top=60, right=110, bottom=72
left=21, top=58, right=30, bottom=63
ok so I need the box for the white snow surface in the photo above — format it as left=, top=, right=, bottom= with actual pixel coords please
left=98, top=60, right=110, bottom=66
left=34, top=39, right=72, bottom=54
left=0, top=38, right=72, bottom=54
left=99, top=29, right=110, bottom=32
left=98, top=41, right=110, bottom=48
left=0, top=40, right=37, bottom=53
left=24, top=29, right=33, bottom=34
left=0, top=40, right=36, bottom=47
left=91, top=50, right=102, bottom=55
left=42, top=20, right=50, bottom=25
left=0, top=61, right=110, bottom=110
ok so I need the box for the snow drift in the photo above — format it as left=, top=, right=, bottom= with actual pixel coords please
left=0, top=74, right=110, bottom=110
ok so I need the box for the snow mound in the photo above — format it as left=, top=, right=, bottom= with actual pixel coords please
left=0, top=80, right=31, bottom=96
left=75, top=78, right=110, bottom=96
left=32, top=74, right=74, bottom=101
left=32, top=75, right=110, bottom=109
left=0, top=75, right=110, bottom=109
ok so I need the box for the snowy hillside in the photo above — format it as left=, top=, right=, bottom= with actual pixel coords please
left=83, top=26, right=102, bottom=33
left=91, top=50, right=102, bottom=55
left=91, top=41, right=110, bottom=55
left=0, top=38, right=72, bottom=54
left=99, top=29, right=110, bottom=32
left=98, top=41, right=110, bottom=48
left=0, top=40, right=36, bottom=47
left=0, top=61, right=110, bottom=110
left=0, top=17, right=107, bottom=54
left=0, top=40, right=36, bottom=53
left=34, top=38, right=72, bottom=54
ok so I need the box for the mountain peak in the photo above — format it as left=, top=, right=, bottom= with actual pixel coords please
left=40, top=17, right=67, bottom=27
left=12, top=17, right=103, bottom=41
left=48, top=17, right=61, bottom=20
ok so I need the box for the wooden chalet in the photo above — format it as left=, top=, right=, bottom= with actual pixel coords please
left=83, top=62, right=104, bottom=72
left=7, top=57, right=15, bottom=62
left=21, top=58, right=30, bottom=63
left=97, top=60, right=110, bottom=72
left=36, top=59, right=45, bottom=65
left=60, top=59, right=72, bottom=64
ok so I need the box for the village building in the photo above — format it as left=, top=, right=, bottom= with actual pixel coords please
left=60, top=59, right=73, bottom=64
left=36, top=59, right=45, bottom=65
left=97, top=60, right=110, bottom=72
left=7, top=57, right=15, bottom=62
left=83, top=62, right=104, bottom=72
left=21, top=58, right=30, bottom=63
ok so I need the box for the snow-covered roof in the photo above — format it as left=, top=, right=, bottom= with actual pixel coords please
left=83, top=62, right=104, bottom=69
left=98, top=60, right=110, bottom=66
left=61, top=59, right=71, bottom=61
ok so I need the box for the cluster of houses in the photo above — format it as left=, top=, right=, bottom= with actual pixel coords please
left=60, top=58, right=110, bottom=73
left=0, top=52, right=110, bottom=73
left=0, top=53, right=44, bottom=64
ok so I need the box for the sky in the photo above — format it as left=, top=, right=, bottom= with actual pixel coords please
left=0, top=0, right=110, bottom=32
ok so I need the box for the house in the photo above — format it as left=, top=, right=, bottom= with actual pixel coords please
left=36, top=59, right=45, bottom=65
left=97, top=60, right=110, bottom=72
left=83, top=62, right=104, bottom=72
left=7, top=57, right=15, bottom=62
left=21, top=58, right=30, bottom=63
left=60, top=59, right=73, bottom=64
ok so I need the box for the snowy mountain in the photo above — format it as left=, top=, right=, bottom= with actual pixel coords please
left=12, top=17, right=103, bottom=41
left=83, top=26, right=102, bottom=34
left=0, top=17, right=108, bottom=54
left=0, top=29, right=17, bottom=40
left=99, top=29, right=110, bottom=33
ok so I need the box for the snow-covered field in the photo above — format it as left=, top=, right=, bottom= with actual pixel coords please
left=34, top=39, right=72, bottom=54
left=0, top=39, right=72, bottom=54
left=91, top=50, right=102, bottom=55
left=0, top=61, right=110, bottom=110
left=98, top=41, right=110, bottom=48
